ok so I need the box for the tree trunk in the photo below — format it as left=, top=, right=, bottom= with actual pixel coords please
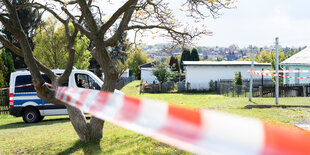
left=66, top=105, right=90, bottom=142
left=66, top=104, right=105, bottom=143
left=103, top=72, right=119, bottom=92
left=65, top=72, right=118, bottom=143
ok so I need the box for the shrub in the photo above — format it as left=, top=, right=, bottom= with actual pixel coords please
left=152, top=62, right=172, bottom=84
left=209, top=80, right=215, bottom=91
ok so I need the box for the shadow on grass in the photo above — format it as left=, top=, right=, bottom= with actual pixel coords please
left=141, top=92, right=218, bottom=95
left=0, top=116, right=92, bottom=130
left=0, top=117, right=70, bottom=130
left=101, top=136, right=146, bottom=154
left=57, top=140, right=102, bottom=155
left=250, top=101, right=259, bottom=104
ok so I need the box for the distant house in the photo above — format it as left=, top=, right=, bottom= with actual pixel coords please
left=281, top=47, right=310, bottom=85
left=184, top=61, right=271, bottom=90
left=120, top=69, right=130, bottom=78
left=139, top=62, right=158, bottom=84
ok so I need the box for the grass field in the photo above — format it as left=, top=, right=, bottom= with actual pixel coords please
left=1, top=80, right=310, bottom=154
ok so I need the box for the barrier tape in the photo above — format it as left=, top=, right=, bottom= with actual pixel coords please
left=259, top=70, right=310, bottom=73
left=56, top=86, right=310, bottom=155
left=0, top=83, right=33, bottom=91
left=0, top=82, right=55, bottom=91
left=248, top=70, right=310, bottom=79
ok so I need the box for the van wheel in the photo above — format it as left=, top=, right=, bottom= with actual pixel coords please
left=38, top=116, right=45, bottom=122
left=22, top=108, right=40, bottom=123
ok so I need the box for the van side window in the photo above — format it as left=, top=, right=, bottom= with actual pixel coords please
left=75, top=74, right=101, bottom=90
left=15, top=75, right=35, bottom=93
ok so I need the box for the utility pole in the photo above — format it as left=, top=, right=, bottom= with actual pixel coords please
left=249, top=45, right=254, bottom=101
left=262, top=68, right=264, bottom=87
left=275, top=37, right=279, bottom=104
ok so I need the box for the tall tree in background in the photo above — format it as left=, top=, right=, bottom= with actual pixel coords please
left=191, top=48, right=200, bottom=61
left=111, top=29, right=131, bottom=78
left=126, top=47, right=150, bottom=80
left=0, top=56, right=8, bottom=88
left=180, top=49, right=191, bottom=72
left=0, top=0, right=41, bottom=69
left=33, top=18, right=91, bottom=69
left=0, top=50, right=15, bottom=85
left=0, top=0, right=232, bottom=143
left=169, top=56, right=180, bottom=72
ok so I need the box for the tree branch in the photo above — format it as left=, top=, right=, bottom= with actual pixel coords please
left=76, top=0, right=98, bottom=33
left=19, top=2, right=66, bottom=23
left=105, top=0, right=138, bottom=47
left=0, top=10, right=18, bottom=34
left=99, top=0, right=137, bottom=36
left=0, top=34, right=23, bottom=57
left=57, top=16, right=83, bottom=85
left=61, top=7, right=93, bottom=38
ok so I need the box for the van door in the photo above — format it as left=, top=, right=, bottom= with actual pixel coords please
left=41, top=74, right=68, bottom=116
left=74, top=73, right=101, bottom=90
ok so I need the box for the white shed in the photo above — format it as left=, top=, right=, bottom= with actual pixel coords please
left=184, top=61, right=271, bottom=90
left=139, top=62, right=159, bottom=84
left=281, top=47, right=310, bottom=85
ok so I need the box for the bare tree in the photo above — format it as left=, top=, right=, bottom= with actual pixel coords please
left=0, top=0, right=232, bottom=143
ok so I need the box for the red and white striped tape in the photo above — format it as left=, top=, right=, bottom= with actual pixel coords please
left=0, top=83, right=33, bottom=91
left=250, top=71, right=277, bottom=77
left=260, top=70, right=310, bottom=73
left=281, top=75, right=310, bottom=79
left=248, top=70, right=310, bottom=79
left=56, top=86, right=310, bottom=155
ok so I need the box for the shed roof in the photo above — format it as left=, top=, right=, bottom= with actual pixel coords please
left=183, top=61, right=271, bottom=66
left=281, top=47, right=310, bottom=66
left=139, top=61, right=159, bottom=69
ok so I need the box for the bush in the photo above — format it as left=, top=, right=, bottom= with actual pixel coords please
left=209, top=80, right=215, bottom=91
left=233, top=72, right=243, bottom=95
left=152, top=62, right=172, bottom=84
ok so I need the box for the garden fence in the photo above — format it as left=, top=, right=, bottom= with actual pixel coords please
left=216, top=82, right=310, bottom=97
left=141, top=81, right=175, bottom=93
left=115, top=76, right=135, bottom=90
left=0, top=90, right=9, bottom=115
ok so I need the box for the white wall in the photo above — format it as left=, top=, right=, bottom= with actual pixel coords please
left=141, top=68, right=158, bottom=84
left=120, top=69, right=129, bottom=78
left=185, top=65, right=271, bottom=90
left=283, top=65, right=310, bottom=85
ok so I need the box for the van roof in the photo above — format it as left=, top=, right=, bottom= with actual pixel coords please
left=11, top=69, right=91, bottom=76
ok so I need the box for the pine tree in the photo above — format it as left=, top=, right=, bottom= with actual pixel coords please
left=234, top=72, right=243, bottom=86
left=191, top=48, right=200, bottom=61
left=180, top=48, right=191, bottom=72
left=233, top=72, right=243, bottom=96
left=169, top=56, right=180, bottom=72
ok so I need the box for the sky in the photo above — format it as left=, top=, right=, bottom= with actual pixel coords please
left=197, top=0, right=310, bottom=48
left=132, top=0, right=310, bottom=48
left=39, top=0, right=310, bottom=48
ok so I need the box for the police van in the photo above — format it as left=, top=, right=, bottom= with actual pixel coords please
left=9, top=69, right=123, bottom=123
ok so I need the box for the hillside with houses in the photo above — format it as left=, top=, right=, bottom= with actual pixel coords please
left=141, top=43, right=306, bottom=62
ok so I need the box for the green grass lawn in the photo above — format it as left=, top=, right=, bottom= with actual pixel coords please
left=1, top=80, right=310, bottom=154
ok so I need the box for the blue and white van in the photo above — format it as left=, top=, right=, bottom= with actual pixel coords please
left=9, top=69, right=123, bottom=123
